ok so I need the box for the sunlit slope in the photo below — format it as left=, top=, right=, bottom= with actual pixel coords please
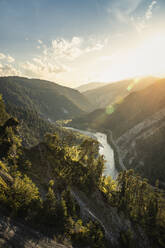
left=76, top=82, right=107, bottom=93
left=84, top=76, right=157, bottom=110
left=0, top=76, right=92, bottom=121
left=103, top=78, right=165, bottom=138
left=71, top=79, right=165, bottom=186
left=74, top=78, right=165, bottom=136
left=106, top=78, right=165, bottom=186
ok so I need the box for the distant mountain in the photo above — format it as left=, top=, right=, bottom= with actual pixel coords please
left=76, top=82, right=107, bottom=93
left=83, top=76, right=158, bottom=110
left=102, top=78, right=165, bottom=137
left=0, top=76, right=92, bottom=118
left=106, top=79, right=165, bottom=186
left=71, top=79, right=165, bottom=187
left=0, top=76, right=92, bottom=145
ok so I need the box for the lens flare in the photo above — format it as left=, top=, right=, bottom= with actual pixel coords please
left=106, top=105, right=115, bottom=115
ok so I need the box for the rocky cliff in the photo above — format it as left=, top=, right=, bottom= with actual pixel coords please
left=0, top=215, right=71, bottom=248
left=114, top=107, right=165, bottom=187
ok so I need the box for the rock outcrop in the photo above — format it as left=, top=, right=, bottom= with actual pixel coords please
left=0, top=215, right=71, bottom=248
left=72, top=189, right=151, bottom=248
left=114, top=108, right=165, bottom=186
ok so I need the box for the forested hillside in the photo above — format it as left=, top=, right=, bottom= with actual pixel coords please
left=70, top=79, right=165, bottom=187
left=0, top=76, right=93, bottom=146
left=0, top=94, right=164, bottom=247
left=1, top=0, right=165, bottom=246
left=0, top=95, right=108, bottom=247
left=0, top=77, right=92, bottom=120
left=101, top=78, right=165, bottom=138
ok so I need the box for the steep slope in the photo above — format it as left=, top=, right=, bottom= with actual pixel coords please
left=0, top=94, right=164, bottom=248
left=0, top=77, right=92, bottom=121
left=106, top=80, right=165, bottom=185
left=70, top=79, right=165, bottom=187
left=0, top=101, right=108, bottom=248
left=0, top=95, right=9, bottom=125
left=103, top=78, right=165, bottom=138
left=0, top=215, right=70, bottom=248
left=84, top=76, right=157, bottom=110
left=0, top=95, right=57, bottom=146
left=115, top=110, right=165, bottom=186
left=0, top=76, right=93, bottom=146
left=76, top=82, right=107, bottom=93
left=69, top=108, right=105, bottom=130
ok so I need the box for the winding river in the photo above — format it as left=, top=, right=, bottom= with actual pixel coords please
left=66, top=127, right=118, bottom=179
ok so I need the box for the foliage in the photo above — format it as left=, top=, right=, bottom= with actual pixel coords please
left=0, top=76, right=92, bottom=145
left=5, top=174, right=40, bottom=216
left=0, top=93, right=164, bottom=247
left=0, top=99, right=107, bottom=247
left=71, top=79, right=165, bottom=188
left=0, top=94, right=9, bottom=125
left=100, top=169, right=165, bottom=247
left=71, top=220, right=107, bottom=248
left=43, top=133, right=104, bottom=193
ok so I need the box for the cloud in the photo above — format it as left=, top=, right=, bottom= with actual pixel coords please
left=51, top=37, right=82, bottom=59
left=108, top=0, right=143, bottom=23
left=85, top=43, right=104, bottom=53
left=43, top=36, right=105, bottom=60
left=38, top=39, right=43, bottom=44
left=0, top=52, right=18, bottom=76
left=20, top=36, right=107, bottom=81
left=21, top=59, right=69, bottom=78
left=145, top=1, right=157, bottom=20
left=0, top=53, right=6, bottom=60
left=0, top=63, right=21, bottom=77
left=6, top=55, right=15, bottom=63
left=0, top=36, right=107, bottom=83
left=132, top=1, right=157, bottom=33
left=108, top=0, right=157, bottom=34
left=0, top=53, right=15, bottom=63
left=32, top=57, right=70, bottom=74
left=133, top=19, right=146, bottom=33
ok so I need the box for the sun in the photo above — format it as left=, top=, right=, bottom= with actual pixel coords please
left=95, top=31, right=165, bottom=83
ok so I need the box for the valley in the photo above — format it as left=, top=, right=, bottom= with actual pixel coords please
left=1, top=1, right=165, bottom=247
left=71, top=78, right=165, bottom=188
left=0, top=76, right=164, bottom=248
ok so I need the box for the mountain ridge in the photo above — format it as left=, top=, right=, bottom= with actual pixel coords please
left=0, top=76, right=93, bottom=145
left=0, top=79, right=164, bottom=247
left=83, top=76, right=158, bottom=110
left=70, top=78, right=165, bottom=187
left=76, top=82, right=107, bottom=93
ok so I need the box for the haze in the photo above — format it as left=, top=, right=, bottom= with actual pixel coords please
left=0, top=0, right=165, bottom=87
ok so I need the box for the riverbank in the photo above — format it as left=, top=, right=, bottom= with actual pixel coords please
left=64, top=126, right=123, bottom=179
left=73, top=125, right=126, bottom=173
left=105, top=130, right=126, bottom=172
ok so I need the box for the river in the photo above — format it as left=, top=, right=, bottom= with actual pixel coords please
left=66, top=127, right=118, bottom=179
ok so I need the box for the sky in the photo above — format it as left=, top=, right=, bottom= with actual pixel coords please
left=0, top=0, right=165, bottom=87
